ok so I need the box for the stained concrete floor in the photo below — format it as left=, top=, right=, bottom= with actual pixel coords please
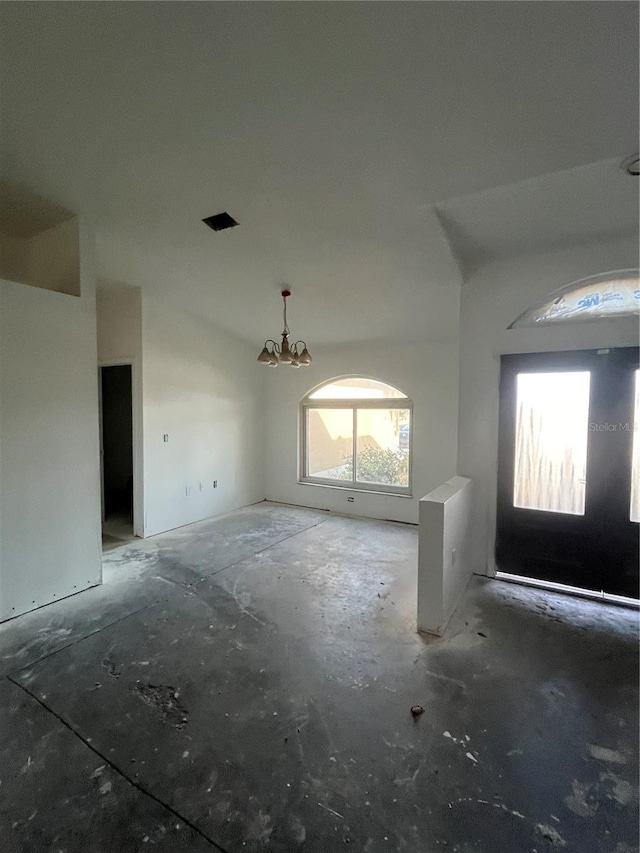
left=0, top=501, right=638, bottom=853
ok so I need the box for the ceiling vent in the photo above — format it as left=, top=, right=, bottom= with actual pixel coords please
left=202, top=212, right=239, bottom=231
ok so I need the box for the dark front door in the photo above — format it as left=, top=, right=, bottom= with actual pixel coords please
left=496, top=347, right=639, bottom=598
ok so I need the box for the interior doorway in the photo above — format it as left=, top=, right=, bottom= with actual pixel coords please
left=100, top=364, right=135, bottom=550
left=496, top=347, right=639, bottom=599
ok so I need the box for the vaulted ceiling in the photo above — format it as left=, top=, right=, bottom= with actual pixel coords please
left=0, top=2, right=637, bottom=344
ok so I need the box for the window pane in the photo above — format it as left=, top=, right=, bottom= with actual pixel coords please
left=630, top=371, right=640, bottom=523
left=306, top=409, right=353, bottom=481
left=310, top=377, right=406, bottom=400
left=355, top=408, right=410, bottom=487
left=514, top=372, right=590, bottom=514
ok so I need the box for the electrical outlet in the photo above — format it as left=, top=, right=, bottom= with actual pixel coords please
left=185, top=486, right=191, bottom=496
left=213, top=480, right=218, bottom=489
left=347, top=496, right=354, bottom=502
left=163, top=434, right=169, bottom=442
left=199, top=482, right=203, bottom=492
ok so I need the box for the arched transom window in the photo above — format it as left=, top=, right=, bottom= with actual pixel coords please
left=300, top=377, right=412, bottom=495
left=509, top=270, right=640, bottom=328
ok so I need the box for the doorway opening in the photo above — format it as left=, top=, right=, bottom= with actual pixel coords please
left=496, top=347, right=639, bottom=600
left=100, top=364, right=135, bottom=551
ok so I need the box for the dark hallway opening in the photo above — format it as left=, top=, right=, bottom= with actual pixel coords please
left=100, top=365, right=133, bottom=547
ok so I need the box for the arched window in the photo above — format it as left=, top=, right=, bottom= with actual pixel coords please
left=300, top=377, right=412, bottom=495
left=509, top=270, right=640, bottom=328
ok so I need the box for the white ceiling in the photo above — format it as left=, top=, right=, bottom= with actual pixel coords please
left=437, top=158, right=640, bottom=275
left=0, top=2, right=637, bottom=344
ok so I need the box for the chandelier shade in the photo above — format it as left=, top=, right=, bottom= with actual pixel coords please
left=257, top=342, right=279, bottom=366
left=257, top=289, right=312, bottom=368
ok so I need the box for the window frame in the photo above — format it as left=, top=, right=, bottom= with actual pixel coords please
left=299, top=378, right=413, bottom=497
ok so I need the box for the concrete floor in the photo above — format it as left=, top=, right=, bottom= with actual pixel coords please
left=102, top=512, right=136, bottom=552
left=0, top=501, right=637, bottom=853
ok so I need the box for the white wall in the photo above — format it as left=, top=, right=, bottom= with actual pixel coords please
left=0, top=218, right=102, bottom=620
left=141, top=297, right=265, bottom=537
left=0, top=232, right=28, bottom=284
left=97, top=284, right=144, bottom=536
left=27, top=218, right=80, bottom=296
left=265, top=338, right=460, bottom=524
left=0, top=218, right=80, bottom=297
left=97, top=284, right=143, bottom=363
left=442, top=477, right=474, bottom=625
left=417, top=476, right=473, bottom=635
left=458, top=234, right=640, bottom=577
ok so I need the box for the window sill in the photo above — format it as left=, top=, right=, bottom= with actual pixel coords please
left=298, top=479, right=413, bottom=498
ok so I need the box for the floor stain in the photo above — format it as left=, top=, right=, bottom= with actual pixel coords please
left=536, top=822, right=567, bottom=847
left=588, top=744, right=628, bottom=765
left=133, top=682, right=189, bottom=729
left=101, top=656, right=121, bottom=679
left=564, top=779, right=597, bottom=818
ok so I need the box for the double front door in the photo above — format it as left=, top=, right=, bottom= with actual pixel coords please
left=496, top=347, right=639, bottom=599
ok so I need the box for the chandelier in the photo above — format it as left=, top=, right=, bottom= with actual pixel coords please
left=257, top=289, right=312, bottom=368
